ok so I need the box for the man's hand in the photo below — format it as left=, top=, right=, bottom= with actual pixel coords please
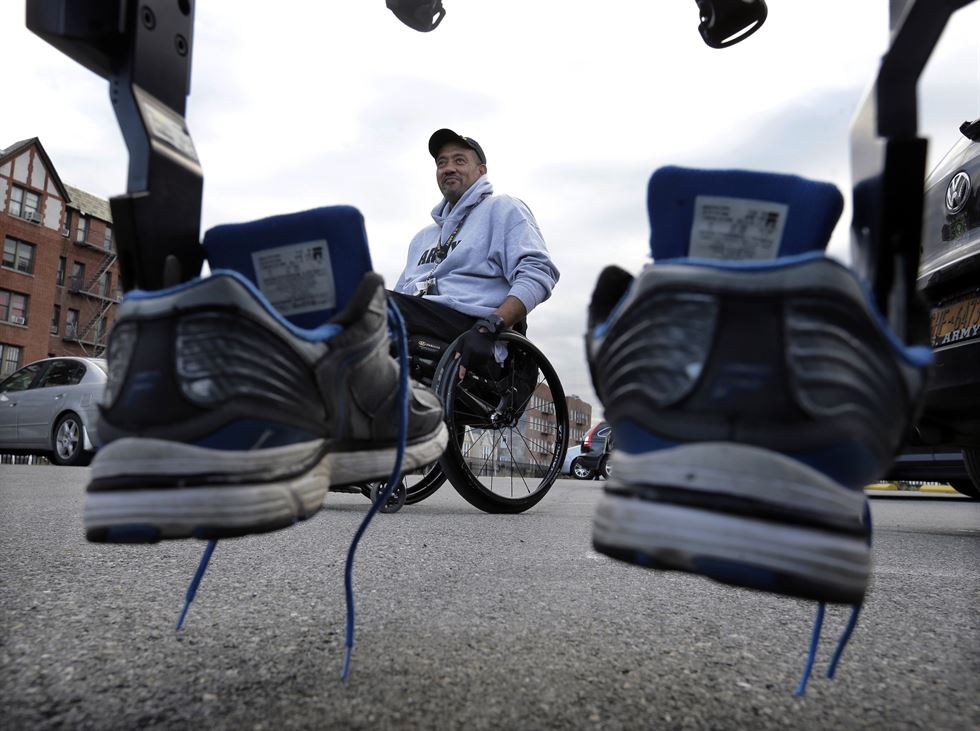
left=456, top=319, right=497, bottom=380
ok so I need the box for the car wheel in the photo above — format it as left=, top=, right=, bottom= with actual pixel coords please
left=572, top=459, right=594, bottom=480
left=51, top=412, right=88, bottom=466
left=599, top=455, right=611, bottom=480
left=959, top=448, right=980, bottom=499
left=949, top=479, right=980, bottom=499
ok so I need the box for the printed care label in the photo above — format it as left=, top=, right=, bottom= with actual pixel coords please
left=137, top=87, right=199, bottom=163
left=251, top=240, right=335, bottom=316
left=689, top=196, right=789, bottom=260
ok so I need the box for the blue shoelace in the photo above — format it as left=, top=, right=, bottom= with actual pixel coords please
left=175, top=299, right=412, bottom=683
left=794, top=602, right=863, bottom=696
left=176, top=538, right=216, bottom=631
left=794, top=501, right=872, bottom=695
left=340, top=300, right=409, bottom=679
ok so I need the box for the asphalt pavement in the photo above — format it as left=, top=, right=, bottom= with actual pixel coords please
left=1, top=466, right=978, bottom=730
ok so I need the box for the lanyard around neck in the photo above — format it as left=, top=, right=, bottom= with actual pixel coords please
left=435, top=192, right=490, bottom=262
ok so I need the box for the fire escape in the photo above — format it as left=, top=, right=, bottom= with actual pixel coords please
left=65, top=234, right=119, bottom=357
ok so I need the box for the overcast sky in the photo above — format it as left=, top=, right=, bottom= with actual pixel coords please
left=3, top=1, right=978, bottom=418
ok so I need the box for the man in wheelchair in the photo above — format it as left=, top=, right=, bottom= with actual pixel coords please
left=390, top=129, right=559, bottom=379
left=361, top=129, right=566, bottom=512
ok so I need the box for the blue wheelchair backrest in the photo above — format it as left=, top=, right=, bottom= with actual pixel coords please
left=647, top=166, right=845, bottom=262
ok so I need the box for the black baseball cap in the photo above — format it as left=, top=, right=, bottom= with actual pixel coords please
left=428, top=128, right=486, bottom=164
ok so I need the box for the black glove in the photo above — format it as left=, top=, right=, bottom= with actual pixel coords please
left=457, top=321, right=496, bottom=375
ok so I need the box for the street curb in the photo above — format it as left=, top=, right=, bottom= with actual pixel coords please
left=917, top=484, right=959, bottom=494
left=865, top=482, right=959, bottom=494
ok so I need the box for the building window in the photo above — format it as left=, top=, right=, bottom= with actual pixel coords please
left=104, top=226, right=113, bottom=251
left=51, top=304, right=61, bottom=335
left=2, top=237, right=36, bottom=275
left=95, top=317, right=107, bottom=343
left=56, top=256, right=66, bottom=287
left=9, top=186, right=41, bottom=221
left=75, top=215, right=90, bottom=243
left=71, top=261, right=86, bottom=290
left=100, top=271, right=112, bottom=297
left=63, top=209, right=73, bottom=237
left=0, top=290, right=29, bottom=326
left=0, top=343, right=23, bottom=378
left=66, top=308, right=79, bottom=338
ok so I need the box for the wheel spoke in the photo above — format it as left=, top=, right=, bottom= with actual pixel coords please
left=468, top=429, right=500, bottom=478
left=512, top=424, right=547, bottom=477
left=503, top=424, right=533, bottom=496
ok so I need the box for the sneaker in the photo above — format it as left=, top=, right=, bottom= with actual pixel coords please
left=587, top=167, right=930, bottom=605
left=84, top=206, right=447, bottom=543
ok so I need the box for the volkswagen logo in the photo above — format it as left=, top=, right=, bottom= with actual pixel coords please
left=945, top=171, right=971, bottom=214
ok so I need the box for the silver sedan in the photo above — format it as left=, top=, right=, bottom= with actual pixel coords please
left=0, top=357, right=107, bottom=465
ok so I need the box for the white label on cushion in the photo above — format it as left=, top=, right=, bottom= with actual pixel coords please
left=252, top=240, right=336, bottom=316
left=689, top=196, right=788, bottom=260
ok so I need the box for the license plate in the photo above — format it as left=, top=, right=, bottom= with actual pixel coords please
left=930, top=292, right=980, bottom=347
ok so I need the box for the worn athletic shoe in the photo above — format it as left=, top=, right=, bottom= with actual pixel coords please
left=587, top=167, right=930, bottom=604
left=84, top=206, right=447, bottom=543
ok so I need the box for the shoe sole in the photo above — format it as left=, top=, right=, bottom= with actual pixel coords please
left=329, top=422, right=449, bottom=486
left=85, top=439, right=332, bottom=542
left=84, top=422, right=449, bottom=542
left=592, top=443, right=869, bottom=604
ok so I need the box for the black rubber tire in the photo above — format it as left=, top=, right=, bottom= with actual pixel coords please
left=433, top=331, right=569, bottom=514
left=404, top=462, right=449, bottom=504
left=571, top=458, right=594, bottom=480
left=598, top=455, right=611, bottom=480
left=50, top=412, right=88, bottom=466
left=403, top=425, right=462, bottom=504
left=365, top=480, right=408, bottom=513
left=959, top=448, right=980, bottom=499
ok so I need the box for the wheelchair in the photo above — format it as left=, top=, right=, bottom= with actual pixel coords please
left=354, top=326, right=570, bottom=514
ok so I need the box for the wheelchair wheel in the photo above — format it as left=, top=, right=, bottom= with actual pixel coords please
left=401, top=424, right=464, bottom=504
left=432, top=331, right=569, bottom=513
left=403, top=461, right=448, bottom=504
left=361, top=480, right=407, bottom=513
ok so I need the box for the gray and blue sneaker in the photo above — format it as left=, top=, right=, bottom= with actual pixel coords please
left=84, top=206, right=447, bottom=543
left=587, top=167, right=931, bottom=605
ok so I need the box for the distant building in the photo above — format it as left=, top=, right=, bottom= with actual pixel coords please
left=565, top=394, right=591, bottom=445
left=1, top=138, right=120, bottom=376
left=461, top=385, right=592, bottom=478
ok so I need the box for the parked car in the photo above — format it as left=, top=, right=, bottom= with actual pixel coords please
left=887, top=118, right=980, bottom=499
left=885, top=445, right=976, bottom=497
left=562, top=444, right=583, bottom=476
left=0, top=357, right=107, bottom=466
left=570, top=421, right=613, bottom=480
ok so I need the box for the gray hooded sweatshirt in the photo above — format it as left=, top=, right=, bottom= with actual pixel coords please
left=393, top=175, right=559, bottom=318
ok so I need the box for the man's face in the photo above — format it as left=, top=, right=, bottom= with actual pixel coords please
left=435, top=142, right=486, bottom=204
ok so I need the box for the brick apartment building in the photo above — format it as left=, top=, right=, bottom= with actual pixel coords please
left=1, top=138, right=120, bottom=378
